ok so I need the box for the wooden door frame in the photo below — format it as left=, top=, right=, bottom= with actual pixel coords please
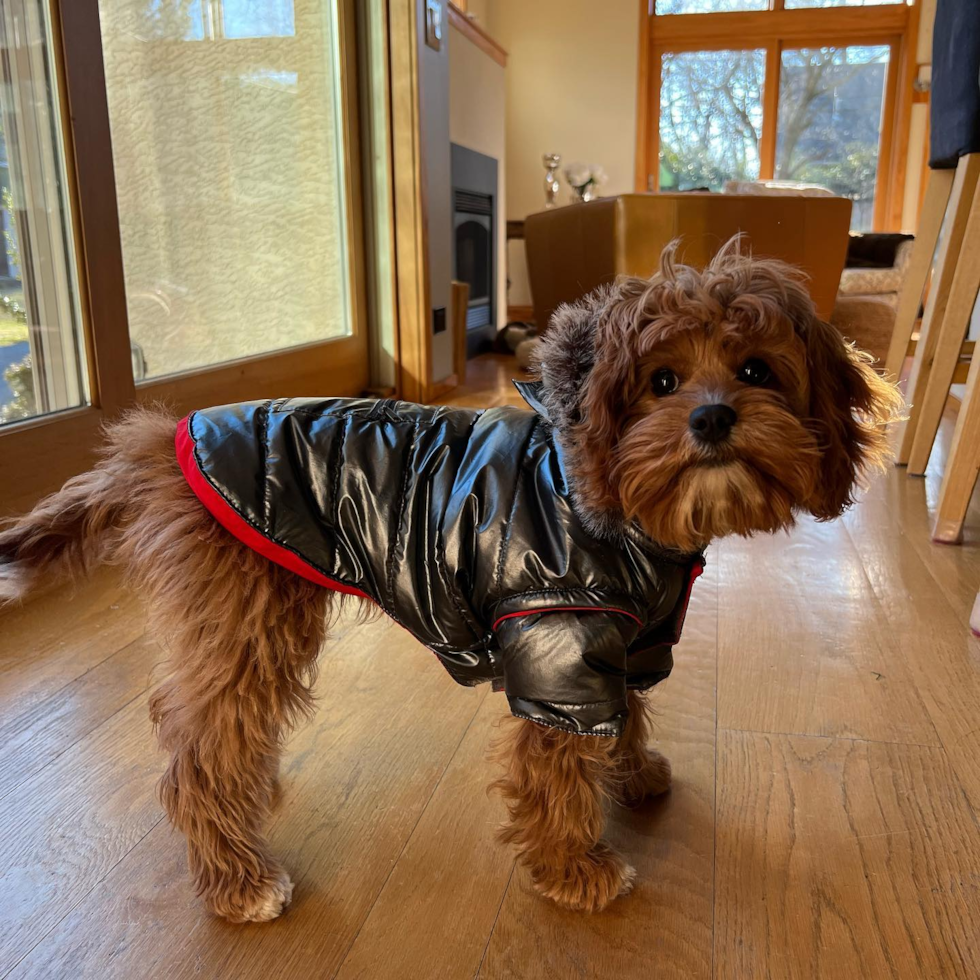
left=635, top=0, right=914, bottom=233
left=0, top=0, right=376, bottom=515
left=388, top=0, right=432, bottom=404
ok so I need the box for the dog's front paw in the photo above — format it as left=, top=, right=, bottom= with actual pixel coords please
left=616, top=749, right=672, bottom=806
left=206, top=869, right=294, bottom=923
left=532, top=842, right=636, bottom=913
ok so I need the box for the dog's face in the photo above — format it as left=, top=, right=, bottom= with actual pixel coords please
left=536, top=242, right=903, bottom=552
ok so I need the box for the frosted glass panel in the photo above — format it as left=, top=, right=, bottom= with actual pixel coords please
left=99, top=0, right=351, bottom=380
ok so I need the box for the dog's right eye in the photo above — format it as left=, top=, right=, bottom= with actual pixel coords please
left=651, top=369, right=679, bottom=397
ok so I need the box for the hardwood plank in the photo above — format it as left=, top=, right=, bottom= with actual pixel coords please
left=334, top=693, right=513, bottom=980
left=0, top=567, right=145, bottom=715
left=0, top=633, right=156, bottom=803
left=714, top=731, right=980, bottom=980
left=0, top=693, right=162, bottom=975
left=843, top=475, right=980, bottom=814
left=479, top=549, right=720, bottom=980
left=717, top=520, right=940, bottom=746
left=2, top=614, right=487, bottom=980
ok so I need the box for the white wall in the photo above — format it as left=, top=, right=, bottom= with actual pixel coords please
left=449, top=21, right=507, bottom=337
left=491, top=0, right=639, bottom=221
left=489, top=0, right=638, bottom=308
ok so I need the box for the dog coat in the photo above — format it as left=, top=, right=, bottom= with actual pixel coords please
left=176, top=382, right=704, bottom=736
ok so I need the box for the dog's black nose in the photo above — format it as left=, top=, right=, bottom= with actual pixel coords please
left=689, top=404, right=737, bottom=444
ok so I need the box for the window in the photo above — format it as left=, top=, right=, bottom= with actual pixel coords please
left=785, top=0, right=902, bottom=8
left=640, top=0, right=911, bottom=231
left=98, top=0, right=352, bottom=380
left=776, top=45, right=891, bottom=230
left=655, top=0, right=766, bottom=12
left=660, top=49, right=765, bottom=192
left=0, top=0, right=86, bottom=425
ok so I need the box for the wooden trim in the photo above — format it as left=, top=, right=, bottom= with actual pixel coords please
left=759, top=41, right=781, bottom=181
left=54, top=0, right=134, bottom=416
left=447, top=3, right=507, bottom=67
left=137, top=337, right=368, bottom=416
left=428, top=374, right=459, bottom=400
left=0, top=409, right=105, bottom=517
left=883, top=0, right=920, bottom=230
left=634, top=0, right=652, bottom=192
left=390, top=0, right=432, bottom=403
left=507, top=305, right=535, bottom=323
left=649, top=6, right=907, bottom=47
left=649, top=45, right=662, bottom=191
left=872, top=37, right=902, bottom=231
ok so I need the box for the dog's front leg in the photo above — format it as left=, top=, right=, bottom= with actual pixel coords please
left=494, top=718, right=636, bottom=912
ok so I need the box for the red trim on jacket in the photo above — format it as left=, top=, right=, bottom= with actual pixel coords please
left=492, top=606, right=643, bottom=632
left=175, top=414, right=370, bottom=599
left=670, top=560, right=703, bottom=643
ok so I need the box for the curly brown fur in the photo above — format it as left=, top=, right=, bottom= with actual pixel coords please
left=1, top=408, right=348, bottom=921
left=492, top=718, right=637, bottom=912
left=0, top=239, right=904, bottom=923
left=534, top=237, right=905, bottom=551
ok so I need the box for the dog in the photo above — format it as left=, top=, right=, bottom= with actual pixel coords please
left=0, top=241, right=902, bottom=923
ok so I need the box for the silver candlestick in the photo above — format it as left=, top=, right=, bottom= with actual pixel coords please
left=543, top=153, right=561, bottom=209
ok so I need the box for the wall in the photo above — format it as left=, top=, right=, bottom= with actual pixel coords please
left=489, top=0, right=639, bottom=307
left=418, top=0, right=454, bottom=382
left=448, top=20, right=507, bottom=338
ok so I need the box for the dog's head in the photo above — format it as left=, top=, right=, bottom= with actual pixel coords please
left=534, top=238, right=904, bottom=552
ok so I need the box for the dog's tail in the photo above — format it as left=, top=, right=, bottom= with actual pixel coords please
left=0, top=407, right=178, bottom=604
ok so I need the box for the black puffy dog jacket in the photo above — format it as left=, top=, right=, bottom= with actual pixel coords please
left=176, top=382, right=704, bottom=736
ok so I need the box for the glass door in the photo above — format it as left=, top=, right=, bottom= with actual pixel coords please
left=0, top=0, right=86, bottom=425
left=97, top=0, right=368, bottom=401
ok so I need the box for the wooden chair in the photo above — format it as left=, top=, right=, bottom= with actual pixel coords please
left=889, top=154, right=980, bottom=466
left=933, top=336, right=980, bottom=543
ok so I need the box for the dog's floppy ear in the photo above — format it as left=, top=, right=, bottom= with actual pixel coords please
left=531, top=292, right=604, bottom=430
left=802, top=317, right=904, bottom=519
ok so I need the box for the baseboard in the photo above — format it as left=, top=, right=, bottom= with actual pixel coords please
left=429, top=374, right=459, bottom=400
left=507, top=305, right=534, bottom=324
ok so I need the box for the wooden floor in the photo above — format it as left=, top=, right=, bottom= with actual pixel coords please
left=3, top=353, right=980, bottom=979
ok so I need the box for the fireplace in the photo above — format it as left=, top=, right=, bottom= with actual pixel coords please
left=451, top=144, right=497, bottom=356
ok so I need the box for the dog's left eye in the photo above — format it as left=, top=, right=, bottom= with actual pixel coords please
left=738, top=359, right=772, bottom=386
left=651, top=369, right=680, bottom=396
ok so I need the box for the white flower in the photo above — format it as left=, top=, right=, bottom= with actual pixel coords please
left=564, top=163, right=607, bottom=189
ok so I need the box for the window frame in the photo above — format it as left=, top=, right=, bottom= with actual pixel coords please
left=0, top=0, right=374, bottom=515
left=636, top=0, right=918, bottom=233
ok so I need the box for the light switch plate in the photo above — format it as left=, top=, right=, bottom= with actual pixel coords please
left=425, top=0, right=442, bottom=51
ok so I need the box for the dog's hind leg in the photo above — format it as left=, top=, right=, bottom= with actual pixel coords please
left=132, top=475, right=331, bottom=922
left=493, top=719, right=636, bottom=913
